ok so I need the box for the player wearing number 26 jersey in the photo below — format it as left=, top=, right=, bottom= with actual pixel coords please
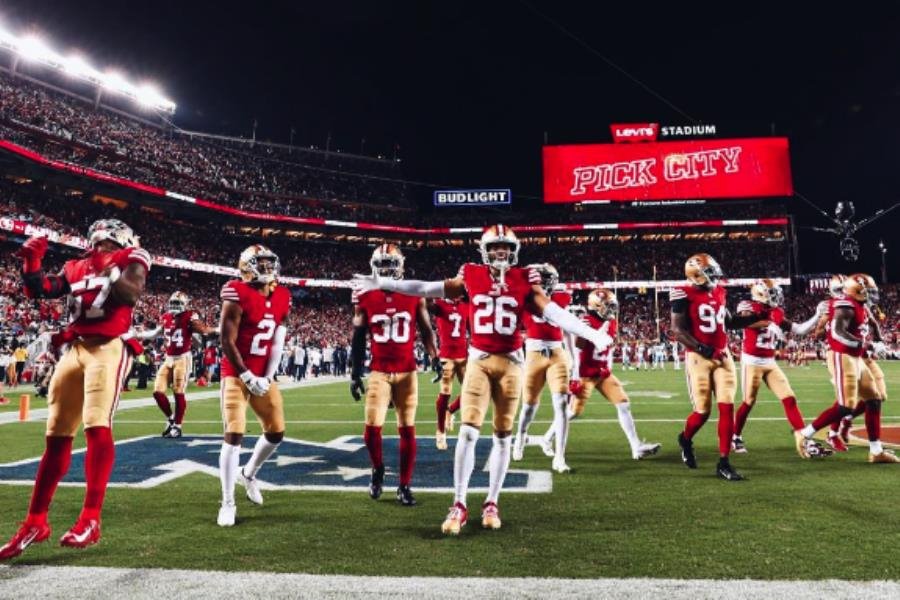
left=1, top=219, right=149, bottom=560
left=351, top=244, right=438, bottom=507
left=351, top=224, right=613, bottom=535
left=670, top=253, right=767, bottom=482
left=216, top=245, right=292, bottom=527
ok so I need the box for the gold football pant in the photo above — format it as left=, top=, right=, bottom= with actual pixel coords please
left=220, top=376, right=285, bottom=434
left=365, top=370, right=418, bottom=427
left=685, top=351, right=736, bottom=414
left=570, top=374, right=628, bottom=417
left=154, top=354, right=193, bottom=394
left=439, top=358, right=467, bottom=395
left=523, top=348, right=571, bottom=406
left=825, top=351, right=881, bottom=409
left=460, top=353, right=523, bottom=434
left=739, top=361, right=794, bottom=404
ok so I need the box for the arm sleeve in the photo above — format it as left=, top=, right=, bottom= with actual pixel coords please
left=22, top=271, right=69, bottom=299
left=543, top=302, right=609, bottom=348
left=265, top=326, right=287, bottom=379
left=350, top=325, right=368, bottom=378
left=790, top=312, right=821, bottom=337
left=381, top=279, right=447, bottom=298
left=138, top=326, right=163, bottom=340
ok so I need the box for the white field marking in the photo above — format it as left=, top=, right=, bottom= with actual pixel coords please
left=0, top=567, right=897, bottom=600
left=0, top=376, right=347, bottom=426
left=110, top=416, right=900, bottom=425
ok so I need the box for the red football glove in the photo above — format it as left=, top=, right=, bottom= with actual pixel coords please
left=18, top=236, right=48, bottom=273
left=569, top=379, right=584, bottom=396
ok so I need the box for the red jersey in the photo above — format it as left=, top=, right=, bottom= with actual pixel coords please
left=458, top=263, right=540, bottom=354
left=669, top=283, right=729, bottom=352
left=432, top=298, right=469, bottom=360
left=523, top=291, right=571, bottom=342
left=737, top=300, right=784, bottom=359
left=63, top=247, right=152, bottom=338
left=203, top=346, right=218, bottom=366
left=219, top=281, right=292, bottom=377
left=827, top=296, right=868, bottom=357
left=355, top=290, right=420, bottom=373
left=579, top=315, right=617, bottom=377
left=162, top=311, right=200, bottom=357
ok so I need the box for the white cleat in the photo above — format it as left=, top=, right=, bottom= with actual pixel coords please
left=551, top=456, right=571, bottom=473
left=239, top=468, right=264, bottom=505
left=445, top=412, right=456, bottom=433
left=217, top=501, right=236, bottom=527
left=632, top=442, right=662, bottom=460
left=540, top=434, right=556, bottom=458
left=436, top=431, right=448, bottom=451
left=512, top=435, right=525, bottom=461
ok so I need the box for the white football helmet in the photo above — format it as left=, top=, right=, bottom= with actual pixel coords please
left=370, top=244, right=404, bottom=279
left=168, top=291, right=190, bottom=313
left=749, top=279, right=784, bottom=307
left=238, top=244, right=280, bottom=284
left=528, top=263, right=559, bottom=294
left=87, top=219, right=138, bottom=249
left=829, top=274, right=847, bottom=298
left=587, top=288, right=619, bottom=320
left=479, top=224, right=520, bottom=271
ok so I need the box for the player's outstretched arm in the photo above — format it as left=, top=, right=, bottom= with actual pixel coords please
left=19, top=236, right=70, bottom=299
left=529, top=286, right=612, bottom=352
left=350, top=273, right=465, bottom=299
left=723, top=310, right=767, bottom=331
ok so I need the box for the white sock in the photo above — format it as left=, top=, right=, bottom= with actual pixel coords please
left=454, top=425, right=479, bottom=506
left=800, top=424, right=815, bottom=439
left=616, top=402, right=641, bottom=451
left=219, top=442, right=241, bottom=504
left=551, top=392, right=569, bottom=460
left=516, top=402, right=539, bottom=440
left=870, top=440, right=884, bottom=455
left=486, top=435, right=512, bottom=504
left=244, top=435, right=280, bottom=479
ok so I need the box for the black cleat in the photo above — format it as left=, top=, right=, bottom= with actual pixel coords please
left=161, top=418, right=175, bottom=438
left=369, top=465, right=385, bottom=500
left=396, top=485, right=417, bottom=506
left=678, top=432, right=697, bottom=469
left=716, top=458, right=744, bottom=482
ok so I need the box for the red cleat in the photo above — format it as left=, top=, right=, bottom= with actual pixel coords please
left=59, top=518, right=101, bottom=549
left=826, top=433, right=849, bottom=453
left=0, top=521, right=51, bottom=560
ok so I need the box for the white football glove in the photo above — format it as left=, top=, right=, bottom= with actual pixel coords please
left=871, top=341, right=888, bottom=359
left=766, top=322, right=785, bottom=341
left=240, top=370, right=270, bottom=396
left=586, top=329, right=613, bottom=354
left=350, top=272, right=386, bottom=295
left=816, top=300, right=829, bottom=318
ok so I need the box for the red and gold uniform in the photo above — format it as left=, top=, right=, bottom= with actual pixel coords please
left=354, top=289, right=422, bottom=426
left=736, top=300, right=794, bottom=404
left=458, top=262, right=540, bottom=432
left=432, top=298, right=469, bottom=395
left=826, top=295, right=879, bottom=408
left=154, top=310, right=201, bottom=395
left=219, top=280, right=291, bottom=434
left=570, top=316, right=628, bottom=413
left=49, top=246, right=152, bottom=435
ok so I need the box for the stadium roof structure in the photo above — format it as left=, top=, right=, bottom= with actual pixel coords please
left=0, top=23, right=176, bottom=114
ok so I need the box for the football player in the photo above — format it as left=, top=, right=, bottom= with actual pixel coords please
left=217, top=245, right=292, bottom=527
left=797, top=274, right=897, bottom=463
left=351, top=224, right=613, bottom=534
left=429, top=294, right=469, bottom=451
left=546, top=289, right=661, bottom=460
left=351, top=244, right=438, bottom=506
left=153, top=291, right=217, bottom=438
left=731, top=279, right=829, bottom=457
left=0, top=219, right=150, bottom=559
left=511, top=264, right=577, bottom=472
left=670, top=254, right=769, bottom=482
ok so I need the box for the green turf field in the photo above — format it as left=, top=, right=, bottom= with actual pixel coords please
left=0, top=362, right=897, bottom=579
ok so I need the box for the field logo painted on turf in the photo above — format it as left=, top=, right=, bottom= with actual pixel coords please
left=0, top=435, right=552, bottom=493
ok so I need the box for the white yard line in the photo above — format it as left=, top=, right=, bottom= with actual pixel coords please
left=0, top=566, right=897, bottom=600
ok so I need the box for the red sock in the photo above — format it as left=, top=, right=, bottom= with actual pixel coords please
left=398, top=425, right=417, bottom=487
left=811, top=402, right=844, bottom=431
left=717, top=403, right=734, bottom=457
left=448, top=396, right=461, bottom=413
left=436, top=393, right=450, bottom=433
left=27, top=436, right=74, bottom=523
left=364, top=425, right=383, bottom=468
left=153, top=392, right=172, bottom=418
left=174, top=393, right=187, bottom=425
left=852, top=402, right=866, bottom=418
left=780, top=396, right=805, bottom=431
left=683, top=411, right=709, bottom=440
left=734, top=402, right=752, bottom=436
left=81, top=427, right=115, bottom=521
left=864, top=400, right=881, bottom=442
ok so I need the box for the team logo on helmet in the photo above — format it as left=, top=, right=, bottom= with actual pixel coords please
left=843, top=273, right=879, bottom=305
left=587, top=288, right=618, bottom=320
left=828, top=274, right=847, bottom=298
left=87, top=219, right=138, bottom=249
left=238, top=245, right=280, bottom=284
left=527, top=263, right=559, bottom=294
left=168, top=291, right=190, bottom=314
left=684, top=253, right=723, bottom=288
left=370, top=244, right=405, bottom=279
left=479, top=224, right=520, bottom=272
left=749, top=279, right=783, bottom=307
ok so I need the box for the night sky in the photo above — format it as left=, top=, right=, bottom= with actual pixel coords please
left=2, top=2, right=899, bottom=278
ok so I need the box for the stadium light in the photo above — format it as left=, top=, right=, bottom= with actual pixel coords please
left=0, top=22, right=176, bottom=114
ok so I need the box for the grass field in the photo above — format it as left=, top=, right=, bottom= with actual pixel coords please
left=0, top=362, right=898, bottom=580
